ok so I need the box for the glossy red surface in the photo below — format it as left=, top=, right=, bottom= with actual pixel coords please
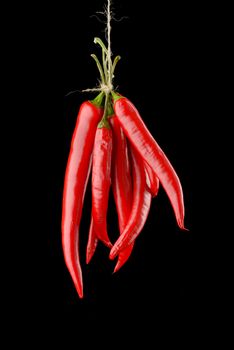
left=113, top=97, right=185, bottom=229
left=92, top=127, right=113, bottom=248
left=110, top=116, right=134, bottom=272
left=110, top=146, right=151, bottom=259
left=62, top=101, right=102, bottom=298
left=144, top=162, right=160, bottom=197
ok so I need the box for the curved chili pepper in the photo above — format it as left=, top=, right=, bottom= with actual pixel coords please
left=110, top=145, right=152, bottom=260
left=92, top=122, right=113, bottom=248
left=62, top=93, right=104, bottom=298
left=110, top=116, right=133, bottom=272
left=144, top=162, right=160, bottom=197
left=111, top=92, right=186, bottom=229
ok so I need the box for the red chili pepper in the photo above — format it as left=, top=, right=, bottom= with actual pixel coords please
left=62, top=93, right=104, bottom=298
left=111, top=92, right=185, bottom=230
left=91, top=121, right=113, bottom=248
left=144, top=162, right=160, bottom=197
left=110, top=145, right=152, bottom=260
left=110, top=116, right=134, bottom=272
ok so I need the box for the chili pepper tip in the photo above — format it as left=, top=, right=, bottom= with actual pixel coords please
left=109, top=249, right=117, bottom=260
left=105, top=241, right=113, bottom=249
left=75, top=285, right=83, bottom=299
left=113, top=263, right=121, bottom=274
left=86, top=253, right=92, bottom=265
left=178, top=220, right=189, bottom=231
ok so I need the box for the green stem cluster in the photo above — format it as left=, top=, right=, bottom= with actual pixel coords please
left=91, top=37, right=121, bottom=127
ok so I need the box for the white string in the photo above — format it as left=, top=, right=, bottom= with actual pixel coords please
left=106, top=0, right=112, bottom=89
left=82, top=83, right=111, bottom=93
left=82, top=87, right=103, bottom=92
left=83, top=0, right=113, bottom=93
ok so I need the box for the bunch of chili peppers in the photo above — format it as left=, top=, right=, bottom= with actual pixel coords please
left=62, top=38, right=186, bottom=298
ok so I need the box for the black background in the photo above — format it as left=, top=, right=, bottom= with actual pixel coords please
left=8, top=0, right=223, bottom=338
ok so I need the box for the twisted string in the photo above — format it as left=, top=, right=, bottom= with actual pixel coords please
left=83, top=0, right=113, bottom=93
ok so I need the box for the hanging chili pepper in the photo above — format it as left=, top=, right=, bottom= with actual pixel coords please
left=91, top=116, right=113, bottom=248
left=85, top=40, right=121, bottom=264
left=62, top=92, right=104, bottom=298
left=111, top=92, right=186, bottom=230
left=110, top=145, right=152, bottom=259
left=144, top=162, right=160, bottom=197
left=110, top=116, right=134, bottom=272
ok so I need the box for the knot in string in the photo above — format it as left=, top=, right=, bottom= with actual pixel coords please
left=100, top=82, right=113, bottom=94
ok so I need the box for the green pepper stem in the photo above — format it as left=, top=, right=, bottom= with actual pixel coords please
left=91, top=34, right=121, bottom=95
left=94, top=37, right=108, bottom=53
left=94, top=37, right=108, bottom=84
left=90, top=92, right=104, bottom=107
left=111, top=91, right=122, bottom=102
left=107, top=97, right=114, bottom=117
left=112, top=55, right=121, bottom=78
left=91, top=54, right=106, bottom=85
left=98, top=93, right=111, bottom=128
